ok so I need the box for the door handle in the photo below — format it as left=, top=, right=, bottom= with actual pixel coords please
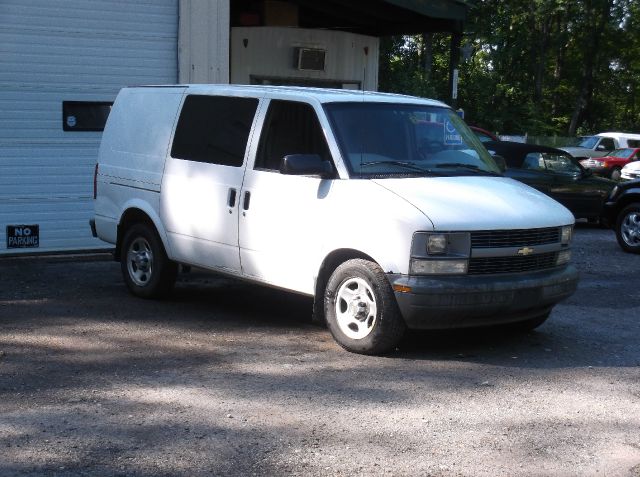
left=227, top=188, right=237, bottom=208
left=243, top=191, right=251, bottom=211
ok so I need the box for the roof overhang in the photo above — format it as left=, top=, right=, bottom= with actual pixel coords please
left=278, top=0, right=470, bottom=36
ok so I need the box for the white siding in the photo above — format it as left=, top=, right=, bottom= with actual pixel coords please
left=178, top=0, right=230, bottom=84
left=230, top=27, right=379, bottom=91
left=0, top=0, right=178, bottom=254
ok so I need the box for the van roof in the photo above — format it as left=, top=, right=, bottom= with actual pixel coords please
left=597, top=132, right=640, bottom=139
left=126, top=84, right=449, bottom=108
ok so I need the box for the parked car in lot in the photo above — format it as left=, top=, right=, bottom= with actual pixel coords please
left=485, top=141, right=616, bottom=221
left=92, top=85, right=579, bottom=355
left=580, top=147, right=640, bottom=181
left=602, top=179, right=640, bottom=253
left=470, top=126, right=499, bottom=143
left=560, top=132, right=640, bottom=160
left=621, top=159, right=640, bottom=181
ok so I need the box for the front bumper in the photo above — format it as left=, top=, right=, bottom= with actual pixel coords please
left=391, top=265, right=579, bottom=329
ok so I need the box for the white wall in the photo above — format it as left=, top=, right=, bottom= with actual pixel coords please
left=230, top=27, right=379, bottom=91
left=178, top=0, right=230, bottom=84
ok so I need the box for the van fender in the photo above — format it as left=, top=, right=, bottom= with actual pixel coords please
left=117, top=198, right=174, bottom=259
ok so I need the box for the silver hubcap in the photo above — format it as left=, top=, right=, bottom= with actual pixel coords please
left=127, top=237, right=153, bottom=286
left=611, top=168, right=621, bottom=181
left=621, top=211, right=640, bottom=247
left=335, top=277, right=377, bottom=340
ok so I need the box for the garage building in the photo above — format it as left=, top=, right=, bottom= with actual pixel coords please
left=0, top=0, right=468, bottom=255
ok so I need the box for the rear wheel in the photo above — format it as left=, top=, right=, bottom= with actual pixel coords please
left=615, top=203, right=640, bottom=253
left=324, top=259, right=406, bottom=355
left=120, top=223, right=178, bottom=298
left=610, top=167, right=622, bottom=181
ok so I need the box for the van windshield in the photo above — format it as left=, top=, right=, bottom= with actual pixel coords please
left=323, top=102, right=501, bottom=178
left=577, top=136, right=599, bottom=148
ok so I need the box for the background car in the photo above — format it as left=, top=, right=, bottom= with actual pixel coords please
left=621, top=159, right=640, bottom=181
left=470, top=126, right=499, bottom=143
left=602, top=179, right=640, bottom=253
left=580, top=147, right=640, bottom=180
left=485, top=141, right=616, bottom=221
left=560, top=132, right=640, bottom=160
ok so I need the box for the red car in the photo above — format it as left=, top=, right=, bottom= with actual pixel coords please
left=579, top=147, right=640, bottom=180
left=470, top=126, right=499, bottom=143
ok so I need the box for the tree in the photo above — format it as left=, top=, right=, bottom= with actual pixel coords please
left=378, top=0, right=640, bottom=137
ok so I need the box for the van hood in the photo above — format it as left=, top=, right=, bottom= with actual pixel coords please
left=559, top=146, right=603, bottom=158
left=372, top=176, right=574, bottom=231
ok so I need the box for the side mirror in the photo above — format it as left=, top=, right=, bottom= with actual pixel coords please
left=280, top=154, right=334, bottom=178
left=596, top=144, right=607, bottom=151
left=491, top=154, right=507, bottom=173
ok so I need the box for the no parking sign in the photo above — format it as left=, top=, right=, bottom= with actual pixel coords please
left=6, top=225, right=39, bottom=249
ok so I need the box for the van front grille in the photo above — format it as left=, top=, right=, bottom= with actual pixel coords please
left=468, top=252, right=559, bottom=275
left=471, top=227, right=561, bottom=248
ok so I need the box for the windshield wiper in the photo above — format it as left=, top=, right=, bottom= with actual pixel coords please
left=360, top=160, right=443, bottom=175
left=435, top=163, right=501, bottom=176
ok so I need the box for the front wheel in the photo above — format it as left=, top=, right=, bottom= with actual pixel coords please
left=120, top=223, right=178, bottom=298
left=324, top=259, right=406, bottom=355
left=615, top=203, right=640, bottom=253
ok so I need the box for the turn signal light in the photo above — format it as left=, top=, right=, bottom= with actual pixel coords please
left=393, top=284, right=412, bottom=293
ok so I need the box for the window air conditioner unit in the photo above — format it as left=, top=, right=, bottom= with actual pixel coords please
left=293, top=48, right=326, bottom=71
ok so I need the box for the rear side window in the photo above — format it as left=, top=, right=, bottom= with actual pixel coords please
left=255, top=100, right=331, bottom=171
left=171, top=95, right=258, bottom=167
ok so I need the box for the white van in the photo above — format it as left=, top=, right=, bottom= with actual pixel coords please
left=562, top=132, right=640, bottom=160
left=91, top=85, right=578, bottom=354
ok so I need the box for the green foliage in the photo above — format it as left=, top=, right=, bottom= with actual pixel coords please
left=378, top=0, right=639, bottom=136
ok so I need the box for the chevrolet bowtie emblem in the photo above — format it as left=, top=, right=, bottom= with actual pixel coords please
left=517, top=247, right=535, bottom=256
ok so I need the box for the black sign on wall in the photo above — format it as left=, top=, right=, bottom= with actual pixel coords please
left=6, top=225, right=39, bottom=249
left=62, top=101, right=113, bottom=131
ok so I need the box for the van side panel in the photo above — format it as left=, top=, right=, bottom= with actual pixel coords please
left=95, top=87, right=185, bottom=245
left=98, top=87, right=185, bottom=187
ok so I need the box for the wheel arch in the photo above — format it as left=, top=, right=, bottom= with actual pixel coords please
left=610, top=192, right=640, bottom=227
left=312, top=248, right=379, bottom=326
left=115, top=204, right=171, bottom=261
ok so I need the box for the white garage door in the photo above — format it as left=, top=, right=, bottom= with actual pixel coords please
left=0, top=0, right=178, bottom=255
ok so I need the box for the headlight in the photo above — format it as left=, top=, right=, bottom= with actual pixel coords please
left=410, top=232, right=471, bottom=275
left=427, top=234, right=448, bottom=254
left=556, top=249, right=571, bottom=265
left=561, top=225, right=573, bottom=245
left=410, top=259, right=468, bottom=275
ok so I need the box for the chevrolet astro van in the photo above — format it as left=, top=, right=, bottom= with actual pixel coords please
left=91, top=85, right=579, bottom=355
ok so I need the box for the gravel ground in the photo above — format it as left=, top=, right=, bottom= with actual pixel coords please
left=0, top=224, right=639, bottom=477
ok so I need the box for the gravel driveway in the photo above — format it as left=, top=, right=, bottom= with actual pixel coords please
left=1, top=225, right=639, bottom=476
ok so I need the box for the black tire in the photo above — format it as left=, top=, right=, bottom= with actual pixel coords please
left=324, top=259, right=406, bottom=355
left=610, top=167, right=621, bottom=181
left=120, top=223, right=178, bottom=298
left=615, top=203, right=640, bottom=254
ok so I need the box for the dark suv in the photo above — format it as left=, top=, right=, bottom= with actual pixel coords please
left=602, top=180, right=640, bottom=253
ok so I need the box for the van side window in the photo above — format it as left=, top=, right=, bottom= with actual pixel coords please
left=599, top=137, right=615, bottom=151
left=255, top=100, right=331, bottom=171
left=171, top=95, right=258, bottom=167
left=628, top=140, right=640, bottom=148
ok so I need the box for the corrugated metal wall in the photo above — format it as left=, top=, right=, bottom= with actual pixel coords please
left=0, top=0, right=178, bottom=254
